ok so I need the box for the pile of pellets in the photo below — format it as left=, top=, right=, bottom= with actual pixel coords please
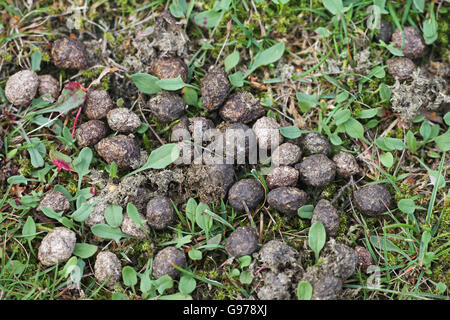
left=3, top=11, right=397, bottom=299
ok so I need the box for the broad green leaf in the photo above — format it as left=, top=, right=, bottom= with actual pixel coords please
left=122, top=266, right=138, bottom=287
left=72, top=147, right=92, bottom=176
left=182, top=87, right=198, bottom=106
left=195, top=203, right=212, bottom=232
left=239, top=270, right=253, bottom=284
left=343, top=118, right=365, bottom=140
left=156, top=76, right=187, bottom=91
left=185, top=198, right=197, bottom=228
left=193, top=10, right=222, bottom=29
left=413, top=0, right=424, bottom=12
left=125, top=143, right=180, bottom=177
left=406, top=131, right=417, bottom=153
left=155, top=274, right=174, bottom=294
left=309, top=221, right=326, bottom=261
left=279, top=126, right=308, bottom=139
left=71, top=202, right=93, bottom=222
left=398, top=198, right=416, bottom=215
left=179, top=274, right=196, bottom=295
left=435, top=130, right=450, bottom=152
left=33, top=82, right=86, bottom=116
left=188, top=248, right=202, bottom=260
left=104, top=204, right=123, bottom=228
left=380, top=152, right=394, bottom=168
left=443, top=112, right=450, bottom=126
left=370, top=235, right=402, bottom=253
left=112, top=292, right=129, bottom=300
left=334, top=109, right=351, bottom=126
left=379, top=83, right=391, bottom=100
left=298, top=205, right=314, bottom=219
left=30, top=45, right=42, bottom=72
left=228, top=71, right=244, bottom=87
left=73, top=243, right=97, bottom=259
left=423, top=13, right=438, bottom=45
left=315, top=27, right=331, bottom=37
left=225, top=51, right=240, bottom=72
left=297, top=281, right=313, bottom=300
left=248, top=42, right=285, bottom=75
left=296, top=92, right=319, bottom=113
left=91, top=224, right=128, bottom=242
left=27, top=138, right=46, bottom=168
left=238, top=255, right=252, bottom=268
left=322, top=0, right=345, bottom=15
left=22, top=216, right=36, bottom=242
left=130, top=73, right=161, bottom=95
left=126, top=203, right=147, bottom=231
left=358, top=108, right=379, bottom=119
left=169, top=0, right=187, bottom=18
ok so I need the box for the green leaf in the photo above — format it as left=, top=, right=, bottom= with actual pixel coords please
left=329, top=133, right=342, bottom=145
left=248, top=42, right=285, bottom=75
left=72, top=147, right=92, bottom=176
left=228, top=71, right=244, bottom=87
left=322, top=0, right=345, bottom=15
left=155, top=274, right=174, bottom=294
left=423, top=13, right=438, bottom=45
left=343, top=118, right=365, bottom=140
left=182, top=87, right=198, bottom=106
left=140, top=269, right=153, bottom=294
left=420, top=121, right=432, bottom=141
left=188, top=248, right=203, bottom=260
left=185, top=198, right=197, bottom=228
left=122, top=266, right=138, bottom=287
left=379, top=83, right=391, bottom=101
left=380, top=152, right=394, bottom=168
left=335, top=91, right=349, bottom=103
left=334, top=109, right=351, bottom=126
left=398, top=198, right=416, bottom=215
left=279, top=126, right=308, bottom=139
left=156, top=76, right=187, bottom=91
left=298, top=205, right=314, bottom=219
left=30, top=45, right=42, bottom=72
left=27, top=138, right=46, bottom=168
left=358, top=108, right=379, bottom=119
left=413, top=0, right=424, bottom=12
left=309, top=221, right=326, bottom=261
left=239, top=270, right=253, bottom=284
left=296, top=92, right=319, bottom=113
left=71, top=202, right=93, bottom=222
left=225, top=51, right=240, bottom=72
left=130, top=73, right=161, bottom=95
left=34, top=82, right=86, bottom=116
left=22, top=216, right=36, bottom=242
left=297, top=281, right=313, bottom=300
left=238, top=255, right=252, bottom=268
left=91, top=224, right=128, bottom=243
left=126, top=203, right=147, bottom=231
left=406, top=131, right=417, bottom=153
left=370, top=235, right=403, bottom=253
left=73, top=243, right=97, bottom=259
left=443, top=112, right=450, bottom=126
left=315, top=27, right=331, bottom=37
left=125, top=143, right=180, bottom=177
left=435, top=130, right=450, bottom=152
left=112, top=292, right=129, bottom=300
left=195, top=203, right=212, bottom=232
left=169, top=0, right=187, bottom=18
left=193, top=10, right=223, bottom=29
left=179, top=274, right=196, bottom=295
left=104, top=204, right=123, bottom=228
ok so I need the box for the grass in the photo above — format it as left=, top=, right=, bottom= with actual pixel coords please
left=0, top=0, right=449, bottom=300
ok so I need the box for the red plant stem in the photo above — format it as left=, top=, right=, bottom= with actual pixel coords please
left=71, top=105, right=83, bottom=139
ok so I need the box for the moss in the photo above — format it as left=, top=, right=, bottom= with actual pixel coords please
left=320, top=183, right=337, bottom=200
left=336, top=213, right=349, bottom=242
